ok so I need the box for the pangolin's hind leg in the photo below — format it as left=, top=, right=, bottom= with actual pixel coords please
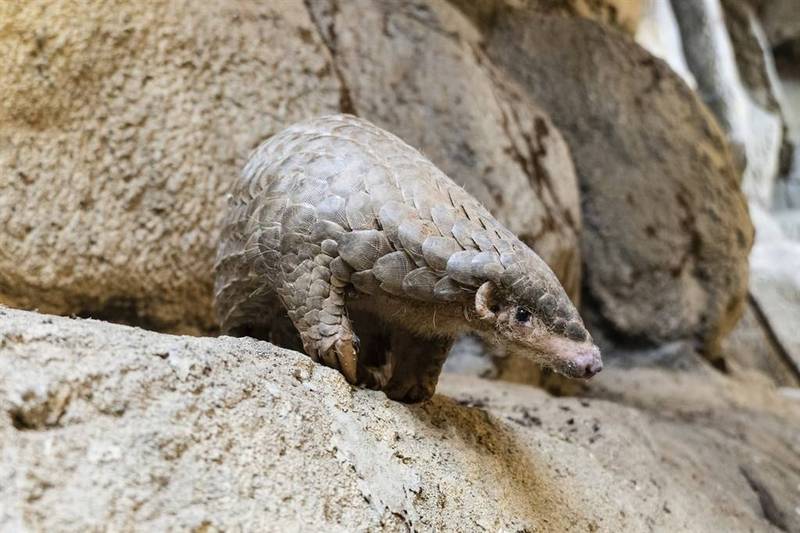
left=277, top=257, right=360, bottom=384
left=265, top=312, right=304, bottom=352
left=225, top=305, right=303, bottom=353
left=384, top=328, right=453, bottom=403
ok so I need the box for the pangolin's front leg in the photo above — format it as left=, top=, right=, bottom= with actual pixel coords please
left=277, top=251, right=359, bottom=384
left=384, top=329, right=453, bottom=403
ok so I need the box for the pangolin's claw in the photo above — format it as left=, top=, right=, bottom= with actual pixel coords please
left=334, top=339, right=359, bottom=384
left=318, top=344, right=339, bottom=369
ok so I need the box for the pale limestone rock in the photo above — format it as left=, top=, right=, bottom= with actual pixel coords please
left=1, top=308, right=799, bottom=531
left=0, top=0, right=341, bottom=332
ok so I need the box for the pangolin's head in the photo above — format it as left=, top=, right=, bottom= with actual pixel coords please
left=473, top=251, right=602, bottom=379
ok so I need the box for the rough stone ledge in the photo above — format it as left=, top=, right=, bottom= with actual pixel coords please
left=1, top=306, right=798, bottom=532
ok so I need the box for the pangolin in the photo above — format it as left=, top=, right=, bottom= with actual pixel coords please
left=214, top=114, right=602, bottom=402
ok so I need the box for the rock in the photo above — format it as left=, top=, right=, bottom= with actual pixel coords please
left=450, top=0, right=643, bottom=35
left=0, top=0, right=341, bottom=332
left=305, top=0, right=583, bottom=298
left=481, top=11, right=754, bottom=358
left=751, top=0, right=800, bottom=47
left=748, top=204, right=800, bottom=375
left=552, top=0, right=644, bottom=34
left=585, top=362, right=800, bottom=533
left=722, top=300, right=800, bottom=387
left=443, top=335, right=496, bottom=378
left=672, top=0, right=786, bottom=206
left=1, top=308, right=799, bottom=531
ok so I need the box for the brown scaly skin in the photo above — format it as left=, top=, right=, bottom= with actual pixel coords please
left=214, top=114, right=602, bottom=403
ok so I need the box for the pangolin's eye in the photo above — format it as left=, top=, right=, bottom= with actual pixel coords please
left=515, top=307, right=532, bottom=323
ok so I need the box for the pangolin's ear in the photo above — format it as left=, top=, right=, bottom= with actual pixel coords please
left=475, top=281, right=501, bottom=320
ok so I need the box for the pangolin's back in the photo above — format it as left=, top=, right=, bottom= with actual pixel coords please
left=214, top=114, right=559, bottom=333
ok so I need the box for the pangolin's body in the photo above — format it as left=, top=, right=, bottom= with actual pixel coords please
left=215, top=114, right=601, bottom=402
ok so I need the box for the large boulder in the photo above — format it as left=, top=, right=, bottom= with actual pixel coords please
left=1, top=308, right=799, bottom=531
left=0, top=0, right=341, bottom=332
left=480, top=10, right=754, bottom=358
left=0, top=0, right=582, bottom=333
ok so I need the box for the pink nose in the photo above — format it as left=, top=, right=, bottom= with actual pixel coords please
left=572, top=348, right=603, bottom=378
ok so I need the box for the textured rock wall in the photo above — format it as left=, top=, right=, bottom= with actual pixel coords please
left=0, top=0, right=341, bottom=332
left=2, top=308, right=799, bottom=532
left=0, top=0, right=759, bottom=371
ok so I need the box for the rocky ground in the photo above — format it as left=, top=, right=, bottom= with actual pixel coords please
left=2, top=307, right=799, bottom=532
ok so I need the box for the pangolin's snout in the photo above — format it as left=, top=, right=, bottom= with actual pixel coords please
left=545, top=339, right=603, bottom=379
left=570, top=346, right=603, bottom=378
left=536, top=337, right=604, bottom=379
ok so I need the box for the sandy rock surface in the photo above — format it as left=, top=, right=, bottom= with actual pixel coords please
left=0, top=0, right=340, bottom=332
left=2, top=308, right=798, bottom=532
